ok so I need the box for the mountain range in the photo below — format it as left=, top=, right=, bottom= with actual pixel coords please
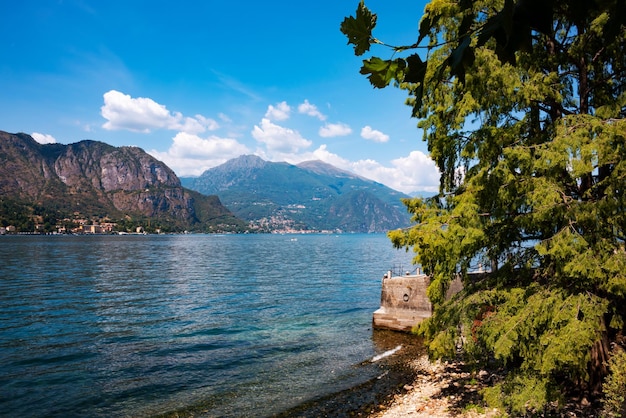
left=181, top=155, right=412, bottom=233
left=1, top=131, right=413, bottom=233
left=0, top=131, right=247, bottom=233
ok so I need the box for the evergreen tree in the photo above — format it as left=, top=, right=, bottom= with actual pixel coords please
left=343, top=0, right=626, bottom=413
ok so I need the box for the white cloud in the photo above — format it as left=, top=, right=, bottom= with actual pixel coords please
left=360, top=125, right=390, bottom=143
left=294, top=146, right=439, bottom=194
left=298, top=99, right=326, bottom=121
left=149, top=132, right=250, bottom=176
left=31, top=132, right=57, bottom=144
left=101, top=90, right=176, bottom=133
left=97, top=90, right=438, bottom=194
left=252, top=118, right=312, bottom=153
left=172, top=114, right=220, bottom=134
left=319, top=122, right=352, bottom=138
left=350, top=151, right=440, bottom=194
left=264, top=101, right=291, bottom=121
left=310, top=144, right=352, bottom=167
left=101, top=90, right=218, bottom=134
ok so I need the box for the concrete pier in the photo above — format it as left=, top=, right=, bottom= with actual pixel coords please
left=372, top=274, right=432, bottom=332
left=373, top=273, right=463, bottom=332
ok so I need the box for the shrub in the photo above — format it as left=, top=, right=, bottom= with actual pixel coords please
left=603, top=347, right=626, bottom=418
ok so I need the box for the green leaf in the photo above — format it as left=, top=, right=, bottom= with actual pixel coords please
left=360, top=57, right=405, bottom=88
left=448, top=35, right=473, bottom=83
left=405, top=54, right=427, bottom=114
left=340, top=1, right=377, bottom=56
left=404, top=54, right=427, bottom=84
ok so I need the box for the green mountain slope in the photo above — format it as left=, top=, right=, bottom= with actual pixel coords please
left=181, top=155, right=411, bottom=233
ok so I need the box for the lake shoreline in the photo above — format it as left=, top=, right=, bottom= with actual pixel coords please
left=154, top=330, right=424, bottom=418
left=272, top=346, right=604, bottom=418
left=268, top=331, right=425, bottom=417
left=270, top=356, right=418, bottom=417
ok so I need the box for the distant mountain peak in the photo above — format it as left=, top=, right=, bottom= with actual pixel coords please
left=296, top=160, right=360, bottom=179
left=224, top=154, right=267, bottom=169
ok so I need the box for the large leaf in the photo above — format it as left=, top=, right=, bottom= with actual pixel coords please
left=448, top=35, right=474, bottom=83
left=405, top=54, right=427, bottom=114
left=340, top=1, right=377, bottom=56
left=404, top=54, right=427, bottom=84
left=360, top=57, right=406, bottom=88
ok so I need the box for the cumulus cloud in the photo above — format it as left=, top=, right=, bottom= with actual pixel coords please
left=97, top=90, right=438, bottom=194
left=350, top=151, right=440, bottom=194
left=180, top=114, right=219, bottom=133
left=319, top=122, right=352, bottom=138
left=264, top=101, right=291, bottom=121
left=149, top=132, right=250, bottom=176
left=298, top=99, right=326, bottom=121
left=360, top=125, right=390, bottom=143
left=309, top=144, right=352, bottom=167
left=31, top=132, right=57, bottom=144
left=101, top=90, right=218, bottom=134
left=251, top=118, right=312, bottom=153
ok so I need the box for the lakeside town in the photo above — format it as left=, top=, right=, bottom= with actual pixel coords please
left=0, top=213, right=344, bottom=235
left=1, top=219, right=141, bottom=235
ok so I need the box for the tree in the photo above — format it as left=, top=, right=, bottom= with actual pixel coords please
left=343, top=0, right=626, bottom=414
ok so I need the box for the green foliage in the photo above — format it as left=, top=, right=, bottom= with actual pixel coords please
left=481, top=374, right=554, bottom=416
left=184, top=189, right=250, bottom=233
left=419, top=281, right=610, bottom=413
left=0, top=199, right=33, bottom=230
left=603, top=348, right=626, bottom=418
left=344, top=0, right=626, bottom=414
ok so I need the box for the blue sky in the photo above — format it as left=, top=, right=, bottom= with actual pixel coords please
left=0, top=0, right=439, bottom=194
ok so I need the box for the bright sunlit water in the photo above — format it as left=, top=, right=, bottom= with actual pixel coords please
left=0, top=234, right=417, bottom=417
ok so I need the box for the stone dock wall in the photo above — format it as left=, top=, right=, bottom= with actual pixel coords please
left=373, top=273, right=464, bottom=332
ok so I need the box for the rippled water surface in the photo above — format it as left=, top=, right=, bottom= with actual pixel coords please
left=0, top=234, right=417, bottom=417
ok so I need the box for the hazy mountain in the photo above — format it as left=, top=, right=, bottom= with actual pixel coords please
left=181, top=155, right=412, bottom=233
left=295, top=159, right=363, bottom=179
left=0, top=131, right=248, bottom=232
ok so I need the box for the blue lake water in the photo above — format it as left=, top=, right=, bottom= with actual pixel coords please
left=0, top=234, right=418, bottom=417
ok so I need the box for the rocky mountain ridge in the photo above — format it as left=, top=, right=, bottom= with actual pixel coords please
left=0, top=131, right=247, bottom=233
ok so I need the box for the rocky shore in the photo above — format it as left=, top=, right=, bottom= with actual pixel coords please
left=272, top=330, right=603, bottom=418
left=371, top=353, right=605, bottom=418
left=369, top=355, right=500, bottom=418
left=269, top=348, right=502, bottom=418
left=269, top=331, right=501, bottom=418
